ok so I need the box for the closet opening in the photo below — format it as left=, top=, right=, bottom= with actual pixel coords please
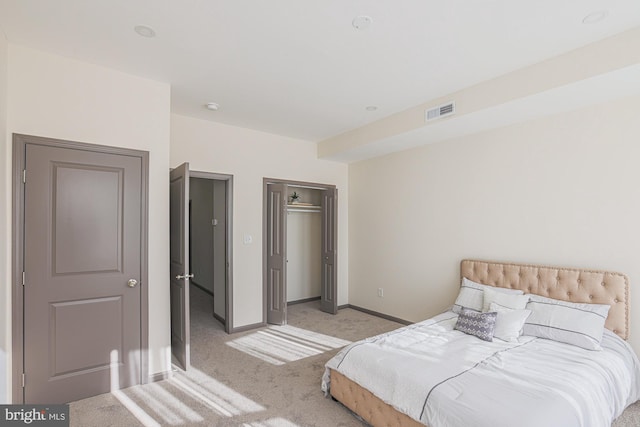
left=263, top=178, right=338, bottom=325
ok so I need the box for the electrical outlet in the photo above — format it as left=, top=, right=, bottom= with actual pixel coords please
left=377, top=288, right=384, bottom=298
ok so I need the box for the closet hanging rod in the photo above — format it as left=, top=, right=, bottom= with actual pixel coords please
left=266, top=182, right=328, bottom=190
left=288, top=184, right=326, bottom=190
left=288, top=208, right=321, bottom=214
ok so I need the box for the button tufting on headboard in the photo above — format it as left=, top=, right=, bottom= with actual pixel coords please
left=460, top=259, right=629, bottom=340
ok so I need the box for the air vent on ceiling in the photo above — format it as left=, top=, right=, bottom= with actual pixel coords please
left=425, top=102, right=455, bottom=122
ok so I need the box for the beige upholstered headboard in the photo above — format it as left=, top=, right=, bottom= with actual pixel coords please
left=461, top=259, right=629, bottom=340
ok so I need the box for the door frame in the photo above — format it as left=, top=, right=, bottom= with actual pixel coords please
left=262, top=178, right=337, bottom=325
left=11, top=134, right=150, bottom=403
left=189, top=170, right=234, bottom=334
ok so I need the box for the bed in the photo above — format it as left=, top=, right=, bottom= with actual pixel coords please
left=322, top=259, right=640, bottom=427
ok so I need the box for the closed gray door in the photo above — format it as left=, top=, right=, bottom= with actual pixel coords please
left=170, top=163, right=190, bottom=370
left=320, top=188, right=338, bottom=314
left=24, top=143, right=142, bottom=403
left=266, top=183, right=287, bottom=325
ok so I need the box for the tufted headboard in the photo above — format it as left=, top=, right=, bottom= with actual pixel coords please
left=460, top=259, right=629, bottom=340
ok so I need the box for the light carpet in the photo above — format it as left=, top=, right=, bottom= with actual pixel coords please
left=69, top=285, right=640, bottom=426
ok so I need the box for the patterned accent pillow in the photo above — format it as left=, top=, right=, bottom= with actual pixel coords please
left=454, top=310, right=497, bottom=342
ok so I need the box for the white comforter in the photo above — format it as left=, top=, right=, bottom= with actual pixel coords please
left=322, top=311, right=640, bottom=427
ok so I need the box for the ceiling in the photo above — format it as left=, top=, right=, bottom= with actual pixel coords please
left=1, top=1, right=639, bottom=146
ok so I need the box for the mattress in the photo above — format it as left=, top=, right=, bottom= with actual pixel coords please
left=323, top=311, right=640, bottom=427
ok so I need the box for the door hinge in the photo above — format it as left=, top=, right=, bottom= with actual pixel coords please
left=22, top=271, right=25, bottom=287
left=22, top=373, right=25, bottom=388
left=23, top=169, right=26, bottom=183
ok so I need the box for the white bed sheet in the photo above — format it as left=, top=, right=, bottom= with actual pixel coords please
left=322, top=311, right=640, bottom=427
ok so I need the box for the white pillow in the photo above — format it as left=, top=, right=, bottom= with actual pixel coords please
left=482, top=288, right=529, bottom=312
left=523, top=294, right=610, bottom=350
left=453, top=277, right=524, bottom=314
left=489, top=302, right=531, bottom=342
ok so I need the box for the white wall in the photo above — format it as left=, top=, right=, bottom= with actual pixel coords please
left=0, top=30, right=9, bottom=404
left=170, top=114, right=349, bottom=328
left=349, top=95, right=640, bottom=354
left=3, top=45, right=172, bottom=399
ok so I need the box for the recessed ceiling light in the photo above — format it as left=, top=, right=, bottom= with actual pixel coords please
left=352, top=16, right=373, bottom=30
left=365, top=106, right=378, bottom=111
left=206, top=102, right=220, bottom=111
left=134, top=25, right=156, bottom=38
left=582, top=10, right=608, bottom=24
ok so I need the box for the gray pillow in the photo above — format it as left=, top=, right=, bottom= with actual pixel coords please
left=454, top=310, right=497, bottom=342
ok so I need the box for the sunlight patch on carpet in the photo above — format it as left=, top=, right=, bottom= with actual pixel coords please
left=227, top=325, right=351, bottom=365
left=110, top=347, right=263, bottom=425
left=243, top=417, right=301, bottom=427
left=129, top=383, right=204, bottom=424
left=111, top=389, right=162, bottom=427
left=110, top=350, right=161, bottom=427
left=169, top=366, right=265, bottom=417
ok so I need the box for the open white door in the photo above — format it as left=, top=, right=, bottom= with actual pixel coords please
left=170, top=162, right=191, bottom=369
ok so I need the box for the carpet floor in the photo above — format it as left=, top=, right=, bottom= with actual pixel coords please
left=69, top=285, right=640, bottom=426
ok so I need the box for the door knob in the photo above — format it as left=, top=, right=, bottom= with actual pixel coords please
left=127, top=279, right=138, bottom=288
left=175, top=273, right=194, bottom=280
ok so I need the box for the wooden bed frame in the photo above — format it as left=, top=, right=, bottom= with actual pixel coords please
left=329, top=259, right=630, bottom=427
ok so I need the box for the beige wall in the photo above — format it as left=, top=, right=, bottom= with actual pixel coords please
left=349, top=94, right=640, bottom=354
left=170, top=114, right=349, bottom=328
left=0, top=31, right=8, bottom=404
left=2, top=45, right=172, bottom=400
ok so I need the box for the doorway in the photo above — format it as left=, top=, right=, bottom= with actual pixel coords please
left=12, top=134, right=149, bottom=404
left=263, top=178, right=337, bottom=325
left=189, top=175, right=228, bottom=325
left=170, top=163, right=233, bottom=371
